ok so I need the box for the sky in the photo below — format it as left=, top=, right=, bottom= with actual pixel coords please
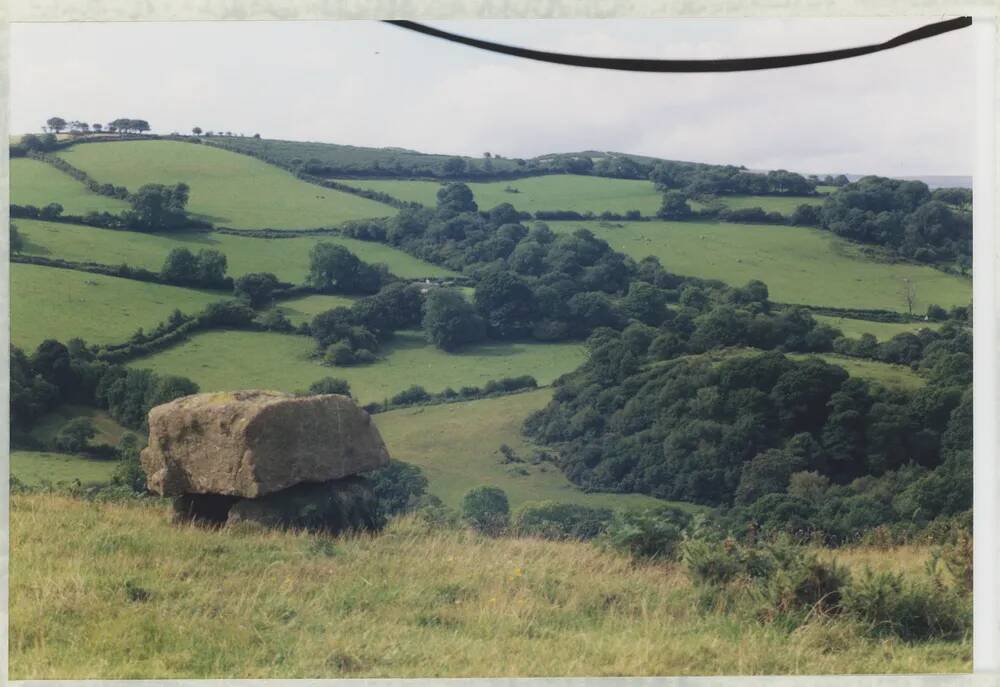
left=10, top=18, right=976, bottom=177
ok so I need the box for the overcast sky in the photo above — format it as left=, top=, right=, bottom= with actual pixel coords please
left=10, top=18, right=975, bottom=176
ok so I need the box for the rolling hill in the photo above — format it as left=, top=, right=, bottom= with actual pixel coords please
left=56, top=140, right=396, bottom=230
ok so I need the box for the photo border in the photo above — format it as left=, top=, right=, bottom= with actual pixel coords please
left=1, top=2, right=997, bottom=685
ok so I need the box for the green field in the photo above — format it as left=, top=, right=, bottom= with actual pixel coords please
left=337, top=175, right=823, bottom=217
left=11, top=263, right=223, bottom=351
left=29, top=404, right=135, bottom=448
left=57, top=140, right=395, bottom=230
left=814, top=315, right=942, bottom=341
left=272, top=293, right=357, bottom=325
left=548, top=220, right=971, bottom=312
left=376, top=389, right=668, bottom=511
left=14, top=219, right=457, bottom=281
left=10, top=157, right=131, bottom=215
left=11, top=451, right=117, bottom=486
left=129, top=330, right=585, bottom=404
left=790, top=353, right=926, bottom=391
left=691, top=194, right=825, bottom=214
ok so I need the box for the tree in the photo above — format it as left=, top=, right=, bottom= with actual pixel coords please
left=233, top=272, right=279, bottom=308
left=92, top=123, right=103, bottom=133
left=443, top=156, right=467, bottom=177
left=461, top=486, right=510, bottom=535
left=422, top=288, right=486, bottom=351
left=658, top=190, right=692, bottom=220
left=436, top=182, right=478, bottom=216
left=45, top=117, right=67, bottom=133
left=474, top=270, right=537, bottom=339
left=307, top=243, right=382, bottom=294
left=900, top=278, right=917, bottom=316
left=195, top=249, right=228, bottom=286
left=54, top=417, right=96, bottom=453
left=9, top=224, right=24, bottom=254
left=192, top=126, right=203, bottom=135
left=126, top=183, right=191, bottom=231
left=160, top=248, right=199, bottom=284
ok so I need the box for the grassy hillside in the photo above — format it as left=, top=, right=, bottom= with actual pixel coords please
left=11, top=451, right=117, bottom=486
left=14, top=219, right=458, bottom=281
left=11, top=263, right=222, bottom=350
left=129, top=330, right=585, bottom=404
left=814, top=315, right=942, bottom=341
left=375, top=390, right=667, bottom=511
left=337, top=175, right=823, bottom=217
left=208, top=136, right=527, bottom=176
left=789, top=354, right=926, bottom=391
left=10, top=493, right=969, bottom=679
left=272, top=294, right=358, bottom=325
left=548, top=220, right=971, bottom=312
left=10, top=157, right=131, bottom=215
left=57, top=140, right=395, bottom=230
left=28, top=404, right=134, bottom=447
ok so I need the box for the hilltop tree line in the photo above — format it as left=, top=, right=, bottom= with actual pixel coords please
left=42, top=116, right=150, bottom=135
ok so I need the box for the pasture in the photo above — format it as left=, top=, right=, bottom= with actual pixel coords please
left=548, top=220, right=971, bottom=312
left=128, top=330, right=586, bottom=404
left=375, top=390, right=668, bottom=511
left=29, top=404, right=135, bottom=448
left=10, top=157, right=132, bottom=215
left=813, top=314, right=943, bottom=341
left=337, top=175, right=823, bottom=217
left=10, top=492, right=969, bottom=679
left=56, top=140, right=395, bottom=229
left=13, top=219, right=458, bottom=281
left=10, top=451, right=117, bottom=486
left=789, top=353, right=926, bottom=391
left=10, top=263, right=223, bottom=351
left=273, top=294, right=357, bottom=325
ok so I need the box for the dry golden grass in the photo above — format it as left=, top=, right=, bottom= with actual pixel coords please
left=10, top=493, right=970, bottom=679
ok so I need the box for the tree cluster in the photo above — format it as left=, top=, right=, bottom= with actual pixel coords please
left=160, top=248, right=231, bottom=289
left=11, top=338, right=199, bottom=440
left=523, top=311, right=971, bottom=541
left=819, top=176, right=972, bottom=266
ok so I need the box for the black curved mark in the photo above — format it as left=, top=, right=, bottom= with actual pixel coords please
left=384, top=16, right=972, bottom=73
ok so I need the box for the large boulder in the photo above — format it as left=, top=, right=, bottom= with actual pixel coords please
left=141, top=390, right=390, bottom=498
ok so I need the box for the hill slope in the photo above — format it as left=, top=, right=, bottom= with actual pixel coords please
left=9, top=493, right=967, bottom=679
left=56, top=140, right=395, bottom=230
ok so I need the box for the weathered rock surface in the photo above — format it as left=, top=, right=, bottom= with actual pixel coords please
left=141, top=390, right=390, bottom=498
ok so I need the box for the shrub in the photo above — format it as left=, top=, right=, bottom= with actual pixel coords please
left=842, top=569, right=970, bottom=640
left=111, top=434, right=146, bottom=493
left=390, top=385, right=431, bottom=406
left=461, top=486, right=510, bottom=536
left=605, top=505, right=691, bottom=560
left=514, top=501, right=613, bottom=540
left=368, top=460, right=429, bottom=517
left=683, top=538, right=776, bottom=586
left=307, top=377, right=352, bottom=397
left=324, top=342, right=356, bottom=366
left=763, top=546, right=851, bottom=616
left=54, top=417, right=97, bottom=453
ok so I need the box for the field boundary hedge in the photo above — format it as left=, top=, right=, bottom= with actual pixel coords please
left=10, top=254, right=233, bottom=291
